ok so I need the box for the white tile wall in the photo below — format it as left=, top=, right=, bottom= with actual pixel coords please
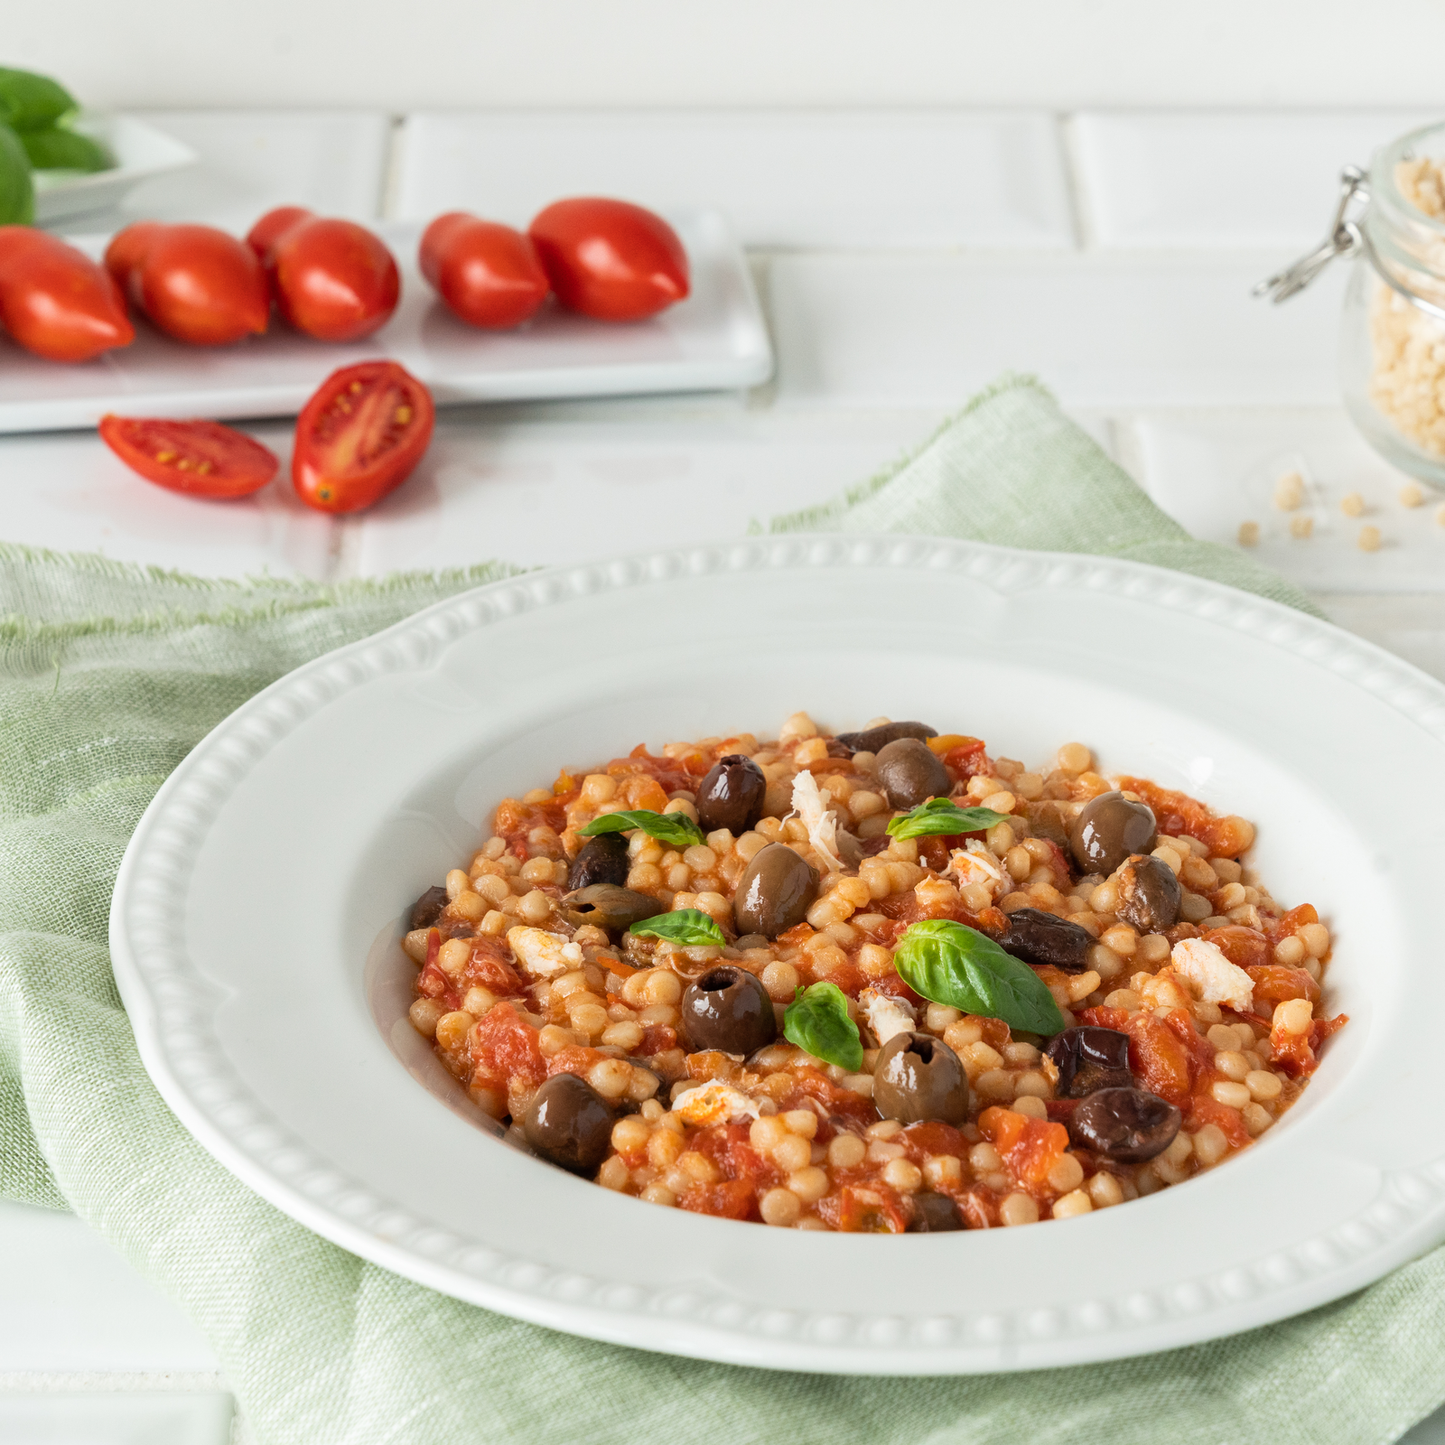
left=1071, top=110, right=1438, bottom=249
left=766, top=253, right=1345, bottom=408
left=391, top=111, right=1076, bottom=249
left=61, top=110, right=393, bottom=234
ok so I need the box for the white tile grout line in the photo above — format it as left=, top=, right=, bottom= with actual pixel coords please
left=379, top=113, right=407, bottom=222
left=1057, top=113, right=1097, bottom=252
left=0, top=1372, right=229, bottom=1392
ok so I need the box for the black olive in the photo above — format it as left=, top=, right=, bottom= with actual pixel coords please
left=999, top=907, right=1096, bottom=975
left=522, top=1073, right=616, bottom=1174
left=695, top=754, right=767, bottom=834
left=679, top=965, right=778, bottom=1055
left=1069, top=791, right=1158, bottom=877
left=733, top=843, right=818, bottom=939
left=833, top=720, right=938, bottom=755
left=560, top=884, right=663, bottom=934
left=1115, top=854, right=1182, bottom=933
left=873, top=1032, right=970, bottom=1124
left=906, top=1191, right=964, bottom=1232
left=873, top=738, right=952, bottom=810
left=408, top=885, right=449, bottom=930
left=1067, top=1087, right=1181, bottom=1162
left=1045, top=1026, right=1134, bottom=1098
left=566, top=832, right=630, bottom=891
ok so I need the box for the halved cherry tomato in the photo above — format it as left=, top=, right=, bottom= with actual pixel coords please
left=106, top=222, right=269, bottom=346
left=266, top=215, right=399, bottom=341
left=245, top=205, right=313, bottom=265
left=0, top=226, right=133, bottom=362
left=98, top=414, right=278, bottom=498
left=292, top=360, right=434, bottom=514
left=528, top=197, right=688, bottom=321
left=419, top=212, right=549, bottom=329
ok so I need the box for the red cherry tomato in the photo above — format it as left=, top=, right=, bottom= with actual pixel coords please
left=292, top=360, right=434, bottom=514
left=0, top=226, right=134, bottom=362
left=245, top=205, right=313, bottom=265
left=269, top=216, right=399, bottom=341
left=527, top=198, right=688, bottom=321
left=419, top=212, right=549, bottom=329
left=106, top=222, right=269, bottom=346
left=98, top=414, right=279, bottom=498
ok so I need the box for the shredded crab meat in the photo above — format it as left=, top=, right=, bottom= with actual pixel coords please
left=1170, top=938, right=1255, bottom=1011
left=949, top=840, right=1006, bottom=894
left=506, top=927, right=582, bottom=978
left=670, top=1082, right=765, bottom=1126
left=861, top=988, right=916, bottom=1046
left=788, top=768, right=845, bottom=873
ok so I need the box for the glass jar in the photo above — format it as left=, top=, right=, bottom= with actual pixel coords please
left=1266, top=121, right=1445, bottom=487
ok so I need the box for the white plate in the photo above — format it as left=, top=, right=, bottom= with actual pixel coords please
left=32, top=113, right=197, bottom=226
left=109, top=536, right=1445, bottom=1374
left=0, top=211, right=771, bottom=434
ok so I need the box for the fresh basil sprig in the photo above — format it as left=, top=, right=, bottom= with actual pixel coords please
left=577, top=809, right=704, bottom=848
left=783, top=981, right=864, bottom=1072
left=629, top=909, right=726, bottom=946
left=0, top=68, right=76, bottom=132
left=887, top=798, right=1011, bottom=840
left=893, top=919, right=1064, bottom=1034
left=0, top=125, right=33, bottom=224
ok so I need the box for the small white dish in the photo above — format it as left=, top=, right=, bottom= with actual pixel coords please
left=32, top=112, right=197, bottom=226
left=0, top=211, right=772, bottom=434
left=109, top=536, right=1445, bottom=1374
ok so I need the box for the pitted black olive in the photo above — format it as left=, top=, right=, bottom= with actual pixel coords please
left=873, top=738, right=951, bottom=810
left=1045, top=1026, right=1134, bottom=1098
left=522, top=1073, right=616, bottom=1174
left=1114, top=854, right=1182, bottom=933
left=408, top=885, right=449, bottom=930
left=733, top=843, right=818, bottom=939
left=906, top=1191, right=964, bottom=1232
left=566, top=832, right=630, bottom=892
left=999, top=907, right=1096, bottom=975
left=560, top=883, right=663, bottom=934
left=1069, top=790, right=1158, bottom=876
left=1067, top=1087, right=1181, bottom=1162
left=679, top=965, right=778, bottom=1055
left=695, top=754, right=767, bottom=834
left=833, top=720, right=938, bottom=755
left=873, top=1032, right=970, bottom=1125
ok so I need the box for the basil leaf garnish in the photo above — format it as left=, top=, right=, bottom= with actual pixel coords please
left=886, top=798, right=1010, bottom=839
left=0, top=69, right=77, bottom=131
left=783, top=981, right=864, bottom=1072
left=21, top=126, right=111, bottom=173
left=893, top=919, right=1064, bottom=1034
left=629, top=909, right=725, bottom=946
left=577, top=809, right=704, bottom=848
left=0, top=125, right=34, bottom=226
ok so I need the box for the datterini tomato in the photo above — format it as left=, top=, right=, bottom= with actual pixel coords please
left=105, top=222, right=268, bottom=346
left=261, top=212, right=400, bottom=342
left=245, top=205, right=313, bottom=265
left=527, top=198, right=689, bottom=321
left=98, top=415, right=279, bottom=498
left=0, top=225, right=133, bottom=362
left=292, top=360, right=434, bottom=514
left=419, top=212, right=549, bottom=329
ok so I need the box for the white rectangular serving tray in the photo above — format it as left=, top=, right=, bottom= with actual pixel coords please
left=0, top=210, right=772, bottom=433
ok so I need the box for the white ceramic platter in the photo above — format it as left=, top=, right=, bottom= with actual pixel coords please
left=32, top=113, right=197, bottom=226
left=109, top=536, right=1445, bottom=1374
left=0, top=211, right=770, bottom=434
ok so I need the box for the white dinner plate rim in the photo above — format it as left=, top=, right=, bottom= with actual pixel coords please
left=108, top=535, right=1445, bottom=1375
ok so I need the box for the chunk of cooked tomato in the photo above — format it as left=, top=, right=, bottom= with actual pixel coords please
left=680, top=1180, right=755, bottom=1220
left=1189, top=1094, right=1251, bottom=1147
left=1244, top=964, right=1321, bottom=1007
left=1201, top=925, right=1270, bottom=970
left=469, top=1002, right=547, bottom=1090
left=1124, top=1012, right=1193, bottom=1106
left=977, top=1106, right=1069, bottom=1193
left=820, top=1183, right=911, bottom=1233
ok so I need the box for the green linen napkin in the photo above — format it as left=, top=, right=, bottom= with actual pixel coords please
left=1, top=374, right=1437, bottom=1445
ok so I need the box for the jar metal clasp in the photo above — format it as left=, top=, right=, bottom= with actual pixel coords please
left=1254, top=165, right=1369, bottom=303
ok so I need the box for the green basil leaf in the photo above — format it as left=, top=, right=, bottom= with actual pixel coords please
left=577, top=809, right=704, bottom=848
left=0, top=69, right=77, bottom=131
left=887, top=797, right=1011, bottom=839
left=0, top=125, right=33, bottom=225
left=21, top=125, right=111, bottom=173
left=783, top=981, right=864, bottom=1072
left=893, top=919, right=1064, bottom=1034
left=628, top=909, right=725, bottom=946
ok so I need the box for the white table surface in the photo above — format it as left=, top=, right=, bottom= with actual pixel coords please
left=5, top=106, right=1445, bottom=1445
